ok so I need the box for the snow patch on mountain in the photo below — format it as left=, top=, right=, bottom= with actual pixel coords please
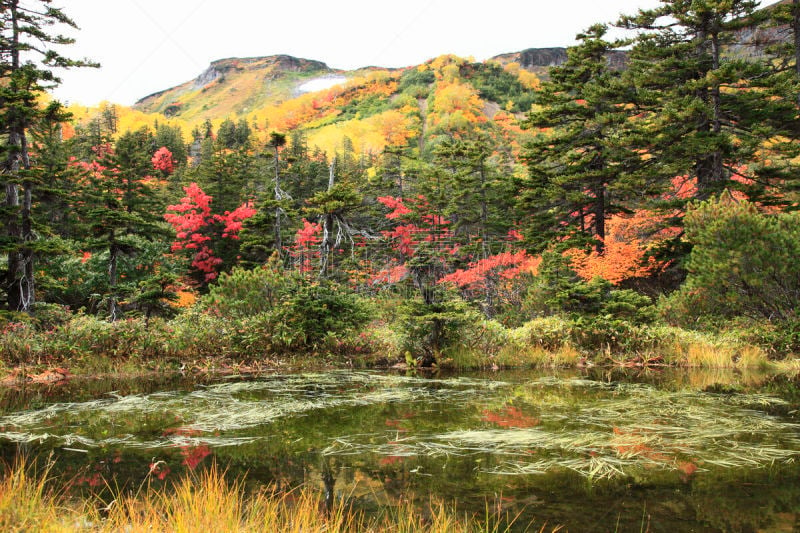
left=296, top=75, right=348, bottom=94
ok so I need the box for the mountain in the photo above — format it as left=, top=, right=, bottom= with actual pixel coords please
left=133, top=46, right=635, bottom=126
left=112, top=10, right=791, bottom=157
left=134, top=55, right=345, bottom=123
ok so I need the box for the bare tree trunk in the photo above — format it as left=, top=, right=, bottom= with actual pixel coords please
left=478, top=157, right=489, bottom=257
left=593, top=178, right=606, bottom=254
left=4, top=182, right=22, bottom=311
left=710, top=30, right=724, bottom=184
left=319, top=159, right=336, bottom=277
left=695, top=19, right=724, bottom=197
left=273, top=144, right=282, bottom=255
left=3, top=1, right=31, bottom=312
left=794, top=0, right=800, bottom=106
left=20, top=181, right=34, bottom=311
left=108, top=238, right=119, bottom=321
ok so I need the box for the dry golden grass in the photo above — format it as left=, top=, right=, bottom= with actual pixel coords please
left=672, top=341, right=771, bottom=369
left=0, top=459, right=72, bottom=533
left=0, top=460, right=550, bottom=532
left=683, top=342, right=737, bottom=367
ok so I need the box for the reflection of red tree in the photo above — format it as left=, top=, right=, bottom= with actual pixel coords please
left=76, top=471, right=104, bottom=487
left=181, top=445, right=212, bottom=470
left=148, top=461, right=171, bottom=480
left=384, top=418, right=409, bottom=430
left=163, top=426, right=201, bottom=437
left=481, top=406, right=540, bottom=428
left=611, top=426, right=670, bottom=462
left=162, top=427, right=212, bottom=470
left=677, top=460, right=698, bottom=482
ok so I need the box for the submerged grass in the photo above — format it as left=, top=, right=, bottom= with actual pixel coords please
left=0, top=460, right=546, bottom=532
left=2, top=373, right=799, bottom=489
left=0, top=371, right=506, bottom=448
left=321, top=377, right=800, bottom=481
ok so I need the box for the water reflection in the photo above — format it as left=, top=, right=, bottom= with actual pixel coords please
left=1, top=368, right=798, bottom=531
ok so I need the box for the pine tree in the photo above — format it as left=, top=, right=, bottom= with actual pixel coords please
left=154, top=122, right=188, bottom=169
left=0, top=0, right=96, bottom=312
left=432, top=135, right=514, bottom=258
left=188, top=137, right=257, bottom=214
left=73, top=140, right=166, bottom=320
left=754, top=0, right=800, bottom=203
left=26, top=102, right=78, bottom=300
left=617, top=0, right=799, bottom=206
left=519, top=24, right=634, bottom=254
left=115, top=127, right=161, bottom=217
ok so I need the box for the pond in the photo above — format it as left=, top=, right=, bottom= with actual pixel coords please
left=1, top=368, right=799, bottom=531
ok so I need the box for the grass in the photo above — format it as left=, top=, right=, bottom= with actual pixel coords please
left=1, top=311, right=798, bottom=380
left=0, top=458, right=65, bottom=532
left=0, top=460, right=550, bottom=532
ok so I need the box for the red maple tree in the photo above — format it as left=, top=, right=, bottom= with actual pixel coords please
left=291, top=218, right=323, bottom=272
left=164, top=182, right=256, bottom=282
left=152, top=146, right=176, bottom=175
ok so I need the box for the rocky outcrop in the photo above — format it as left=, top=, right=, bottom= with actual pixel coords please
left=491, top=47, right=627, bottom=73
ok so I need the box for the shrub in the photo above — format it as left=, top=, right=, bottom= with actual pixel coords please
left=168, top=310, right=235, bottom=358
left=663, top=195, right=800, bottom=324
left=201, top=254, right=288, bottom=319
left=29, top=303, right=73, bottom=331
left=524, top=252, right=656, bottom=324
left=200, top=256, right=371, bottom=355
left=509, top=316, right=572, bottom=353
left=730, top=317, right=800, bottom=358
left=0, top=322, right=39, bottom=365
left=569, top=316, right=652, bottom=353
left=273, top=280, right=371, bottom=350
left=396, top=297, right=482, bottom=362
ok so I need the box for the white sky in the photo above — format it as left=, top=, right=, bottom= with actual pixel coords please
left=48, top=0, right=766, bottom=106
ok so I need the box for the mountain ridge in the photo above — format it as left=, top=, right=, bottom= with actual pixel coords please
left=131, top=47, right=589, bottom=122
left=133, top=47, right=588, bottom=112
left=133, top=54, right=340, bottom=120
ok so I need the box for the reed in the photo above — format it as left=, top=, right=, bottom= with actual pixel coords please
left=0, top=458, right=71, bottom=532
left=0, top=459, right=543, bottom=532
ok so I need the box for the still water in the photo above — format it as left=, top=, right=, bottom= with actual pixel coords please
left=1, top=368, right=799, bottom=531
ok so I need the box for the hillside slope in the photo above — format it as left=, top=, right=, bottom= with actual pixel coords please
left=133, top=55, right=342, bottom=124
left=130, top=49, right=565, bottom=127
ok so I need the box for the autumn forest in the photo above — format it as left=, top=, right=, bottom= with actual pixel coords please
left=7, top=1, right=800, bottom=366
left=3, top=1, right=800, bottom=530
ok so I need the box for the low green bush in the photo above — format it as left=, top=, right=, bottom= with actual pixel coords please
left=396, top=297, right=483, bottom=362
left=200, top=255, right=287, bottom=319
left=275, top=281, right=371, bottom=349
left=724, top=317, right=800, bottom=359
left=523, top=252, right=656, bottom=325
left=663, top=195, right=800, bottom=324
left=509, top=316, right=572, bottom=353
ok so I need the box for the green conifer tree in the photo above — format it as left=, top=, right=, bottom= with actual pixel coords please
left=617, top=0, right=798, bottom=206
left=0, top=0, right=96, bottom=312
left=519, top=24, right=635, bottom=254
